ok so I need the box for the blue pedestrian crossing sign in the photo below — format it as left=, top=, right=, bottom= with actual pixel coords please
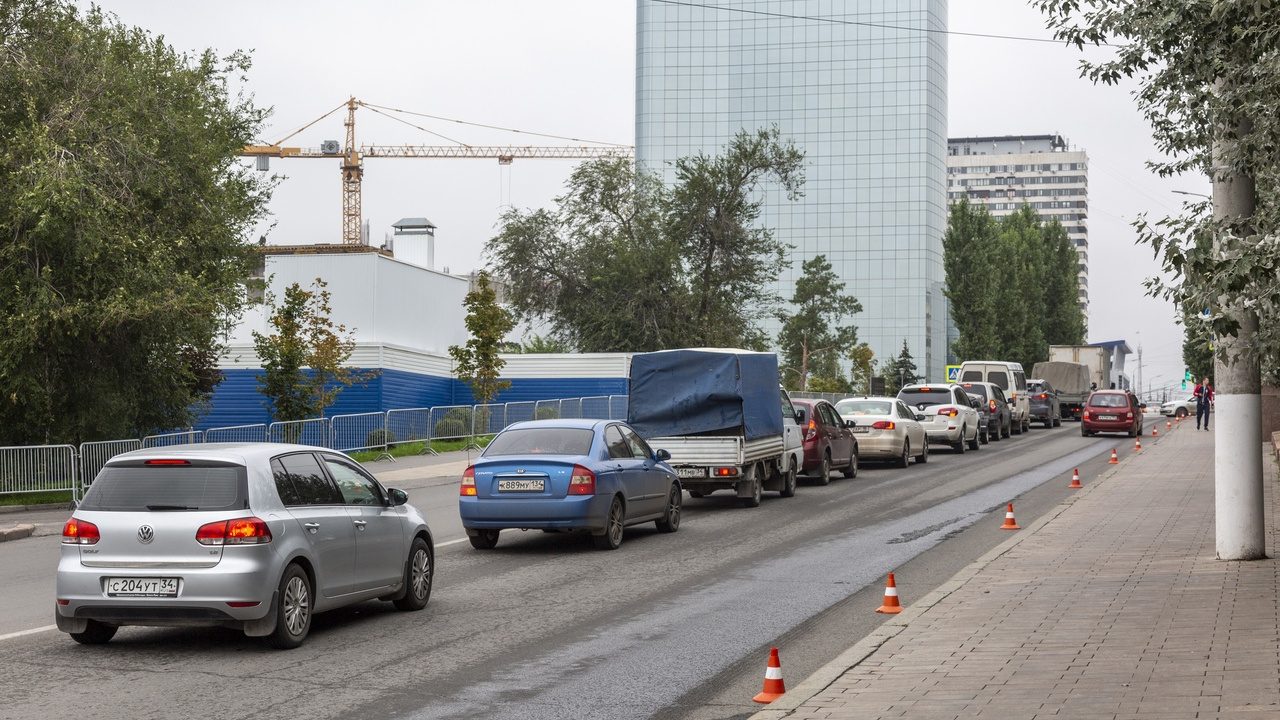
left=946, top=365, right=961, bottom=383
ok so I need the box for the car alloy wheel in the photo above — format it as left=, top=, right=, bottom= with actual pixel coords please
left=269, top=564, right=312, bottom=649
left=593, top=497, right=625, bottom=550
left=656, top=485, right=682, bottom=532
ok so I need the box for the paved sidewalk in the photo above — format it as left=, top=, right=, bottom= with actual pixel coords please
left=753, top=422, right=1279, bottom=720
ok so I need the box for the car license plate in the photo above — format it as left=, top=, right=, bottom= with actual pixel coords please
left=675, top=467, right=707, bottom=478
left=1097, top=414, right=1117, bottom=421
left=497, top=479, right=544, bottom=492
left=851, top=426, right=869, bottom=433
left=105, top=577, right=178, bottom=597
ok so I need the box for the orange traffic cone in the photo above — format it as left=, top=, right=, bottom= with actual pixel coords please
left=1000, top=503, right=1021, bottom=530
left=1109, top=448, right=1119, bottom=464
left=1153, top=425, right=1159, bottom=437
left=752, top=647, right=786, bottom=703
left=1166, top=418, right=1172, bottom=429
left=1134, top=438, right=1142, bottom=451
left=875, top=573, right=903, bottom=614
left=1069, top=469, right=1082, bottom=489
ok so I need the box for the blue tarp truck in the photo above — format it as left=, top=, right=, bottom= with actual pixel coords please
left=628, top=349, right=803, bottom=508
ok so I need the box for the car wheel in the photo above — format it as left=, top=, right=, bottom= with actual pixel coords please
left=1128, top=424, right=1137, bottom=438
left=468, top=529, right=500, bottom=550
left=1081, top=425, right=1089, bottom=437
left=593, top=497, right=625, bottom=550
left=898, top=440, right=911, bottom=468
left=917, top=436, right=929, bottom=464
left=393, top=537, right=433, bottom=611
left=1011, top=418, right=1021, bottom=436
left=70, top=619, right=117, bottom=646
left=968, top=428, right=980, bottom=451
left=1137, top=423, right=1144, bottom=437
left=1053, top=416, right=1061, bottom=428
left=268, top=564, right=312, bottom=650
left=842, top=449, right=858, bottom=479
left=1176, top=407, right=1188, bottom=419
left=741, top=475, right=763, bottom=508
left=953, top=429, right=966, bottom=453
left=656, top=484, right=682, bottom=532
left=980, top=426, right=990, bottom=444
left=779, top=466, right=797, bottom=498
left=1002, top=419, right=1011, bottom=438
left=813, top=452, right=831, bottom=486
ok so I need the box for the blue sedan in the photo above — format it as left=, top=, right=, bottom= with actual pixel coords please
left=459, top=419, right=682, bottom=550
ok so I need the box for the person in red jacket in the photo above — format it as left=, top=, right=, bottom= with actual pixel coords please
left=1194, top=378, right=1214, bottom=430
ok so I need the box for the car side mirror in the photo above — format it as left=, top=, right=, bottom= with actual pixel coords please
left=388, top=488, right=408, bottom=507
left=655, top=448, right=671, bottom=462
left=795, top=408, right=807, bottom=425
left=915, top=413, right=926, bottom=421
left=845, top=419, right=856, bottom=428
left=969, top=398, right=981, bottom=409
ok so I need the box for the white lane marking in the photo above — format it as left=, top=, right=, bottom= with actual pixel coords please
left=0, top=625, right=57, bottom=642
left=434, top=537, right=471, bottom=548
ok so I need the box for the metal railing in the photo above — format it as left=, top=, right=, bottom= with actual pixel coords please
left=2, top=394, right=629, bottom=500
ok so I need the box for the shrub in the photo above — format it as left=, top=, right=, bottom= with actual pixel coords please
left=366, top=428, right=396, bottom=448
left=535, top=406, right=560, bottom=420
left=433, top=408, right=473, bottom=440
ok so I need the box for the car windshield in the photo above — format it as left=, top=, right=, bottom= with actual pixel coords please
left=484, top=427, right=595, bottom=456
left=836, top=400, right=892, bottom=416
left=1089, top=394, right=1129, bottom=409
left=80, top=464, right=246, bottom=512
left=899, top=389, right=948, bottom=407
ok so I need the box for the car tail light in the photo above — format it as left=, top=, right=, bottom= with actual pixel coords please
left=712, top=467, right=740, bottom=477
left=62, top=518, right=100, bottom=545
left=1082, top=411, right=1090, bottom=420
left=1037, top=393, right=1047, bottom=400
left=942, top=408, right=958, bottom=418
left=1126, top=412, right=1133, bottom=419
left=989, top=399, right=997, bottom=413
left=568, top=464, right=596, bottom=495
left=804, top=419, right=817, bottom=441
left=460, top=466, right=476, bottom=496
left=871, top=420, right=896, bottom=430
left=196, top=517, right=272, bottom=546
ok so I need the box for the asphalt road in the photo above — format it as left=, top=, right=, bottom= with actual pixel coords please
left=0, top=419, right=1150, bottom=720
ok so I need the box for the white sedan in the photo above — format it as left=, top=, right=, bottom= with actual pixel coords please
left=834, top=396, right=928, bottom=468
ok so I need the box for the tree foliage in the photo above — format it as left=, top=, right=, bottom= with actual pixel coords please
left=944, top=199, right=1085, bottom=369
left=486, top=127, right=804, bottom=352
left=1182, top=313, right=1215, bottom=384
left=1037, top=0, right=1280, bottom=377
left=881, top=340, right=923, bottom=396
left=777, top=254, right=862, bottom=391
left=253, top=279, right=375, bottom=422
left=449, top=273, right=515, bottom=405
left=0, top=1, right=273, bottom=444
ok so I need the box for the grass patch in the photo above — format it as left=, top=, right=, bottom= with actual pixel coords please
left=348, top=436, right=494, bottom=463
left=0, top=489, right=73, bottom=507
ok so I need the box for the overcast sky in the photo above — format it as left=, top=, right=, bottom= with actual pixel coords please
left=86, top=0, right=1202, bottom=396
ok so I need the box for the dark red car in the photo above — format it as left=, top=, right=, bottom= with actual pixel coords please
left=1081, top=390, right=1144, bottom=437
left=791, top=399, right=858, bottom=485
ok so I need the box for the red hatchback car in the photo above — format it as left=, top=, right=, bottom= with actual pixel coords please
left=1081, top=390, right=1144, bottom=437
left=791, top=399, right=858, bottom=485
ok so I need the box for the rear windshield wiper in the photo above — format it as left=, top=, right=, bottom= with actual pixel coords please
left=145, top=504, right=193, bottom=511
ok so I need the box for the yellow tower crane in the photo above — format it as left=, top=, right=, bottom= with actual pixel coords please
left=242, top=98, right=634, bottom=245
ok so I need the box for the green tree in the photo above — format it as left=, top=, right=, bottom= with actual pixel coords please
left=450, top=272, right=516, bottom=405
left=777, top=254, right=863, bottom=391
left=520, top=335, right=571, bottom=354
left=881, top=340, right=923, bottom=396
left=1182, top=314, right=1214, bottom=386
left=1041, top=218, right=1087, bottom=346
left=487, top=127, right=804, bottom=352
left=848, top=343, right=875, bottom=394
left=253, top=279, right=375, bottom=422
left=1000, top=206, right=1048, bottom=369
left=943, top=199, right=1003, bottom=362
left=0, top=1, right=272, bottom=444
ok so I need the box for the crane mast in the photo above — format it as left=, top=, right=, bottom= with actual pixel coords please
left=242, top=98, right=633, bottom=245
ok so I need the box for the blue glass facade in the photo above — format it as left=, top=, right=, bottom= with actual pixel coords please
left=636, top=0, right=950, bottom=381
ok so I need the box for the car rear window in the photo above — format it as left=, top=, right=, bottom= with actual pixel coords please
left=961, top=384, right=990, bottom=400
left=484, top=428, right=595, bottom=456
left=1089, top=394, right=1129, bottom=408
left=836, top=400, right=892, bottom=416
left=899, top=389, right=949, bottom=407
left=80, top=462, right=247, bottom=512
left=1028, top=382, right=1046, bottom=393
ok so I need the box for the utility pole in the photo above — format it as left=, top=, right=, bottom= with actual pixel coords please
left=1212, top=93, right=1265, bottom=561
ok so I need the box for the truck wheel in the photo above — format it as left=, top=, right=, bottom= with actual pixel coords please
left=779, top=466, right=797, bottom=498
left=813, top=453, right=831, bottom=486
left=741, top=477, right=762, bottom=508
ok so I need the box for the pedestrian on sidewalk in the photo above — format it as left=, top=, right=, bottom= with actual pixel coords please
left=1194, top=377, right=1214, bottom=430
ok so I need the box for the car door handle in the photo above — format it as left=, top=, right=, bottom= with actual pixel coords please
left=353, top=520, right=367, bottom=530
left=303, top=522, right=320, bottom=533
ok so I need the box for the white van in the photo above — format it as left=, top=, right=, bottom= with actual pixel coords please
left=957, top=361, right=1030, bottom=434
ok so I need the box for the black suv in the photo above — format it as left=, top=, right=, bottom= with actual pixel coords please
left=1028, top=379, right=1062, bottom=428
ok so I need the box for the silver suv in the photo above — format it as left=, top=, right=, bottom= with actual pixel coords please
left=56, top=443, right=434, bottom=649
left=897, top=383, right=981, bottom=453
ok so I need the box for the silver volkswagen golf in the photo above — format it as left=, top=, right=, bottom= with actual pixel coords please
left=55, top=443, right=434, bottom=649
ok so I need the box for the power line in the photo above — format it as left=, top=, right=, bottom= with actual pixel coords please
left=647, top=0, right=1109, bottom=46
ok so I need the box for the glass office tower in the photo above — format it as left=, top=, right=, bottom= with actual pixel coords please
left=636, top=0, right=950, bottom=382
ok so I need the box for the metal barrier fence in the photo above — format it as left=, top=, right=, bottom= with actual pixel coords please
left=269, top=418, right=327, bottom=447
left=141, top=430, right=204, bottom=448
left=204, top=424, right=268, bottom=444
left=0, top=445, right=77, bottom=497
left=428, top=404, right=474, bottom=443
left=384, top=408, right=435, bottom=455
left=77, top=440, right=142, bottom=500
left=330, top=412, right=389, bottom=453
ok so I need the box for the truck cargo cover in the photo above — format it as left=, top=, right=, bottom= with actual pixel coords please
left=1031, top=361, right=1092, bottom=395
left=627, top=349, right=783, bottom=440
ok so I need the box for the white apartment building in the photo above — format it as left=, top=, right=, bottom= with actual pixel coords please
left=946, top=134, right=1089, bottom=314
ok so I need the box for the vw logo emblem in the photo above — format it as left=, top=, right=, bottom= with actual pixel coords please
left=137, top=525, right=155, bottom=544
left=516, top=468, right=525, bottom=474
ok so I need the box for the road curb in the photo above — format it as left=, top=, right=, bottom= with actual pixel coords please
left=746, top=435, right=1136, bottom=720
left=0, top=524, right=36, bottom=543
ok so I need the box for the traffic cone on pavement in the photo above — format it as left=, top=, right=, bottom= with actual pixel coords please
left=1069, top=469, right=1082, bottom=489
left=752, top=647, right=786, bottom=703
left=1135, top=437, right=1142, bottom=451
left=1109, top=448, right=1119, bottom=464
left=1153, top=425, right=1159, bottom=437
left=1000, top=503, right=1021, bottom=530
left=875, top=573, right=903, bottom=614
left=1166, top=418, right=1172, bottom=429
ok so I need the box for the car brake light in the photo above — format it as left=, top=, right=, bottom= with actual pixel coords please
left=144, top=459, right=190, bottom=465
left=1037, top=393, right=1047, bottom=400
left=989, top=400, right=997, bottom=413
left=460, top=466, right=476, bottom=496
left=805, top=419, right=817, bottom=441
left=871, top=420, right=896, bottom=430
left=62, top=518, right=100, bottom=545
left=196, top=517, right=272, bottom=546
left=568, top=464, right=596, bottom=495
left=712, top=467, right=740, bottom=477
left=943, top=408, right=958, bottom=418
